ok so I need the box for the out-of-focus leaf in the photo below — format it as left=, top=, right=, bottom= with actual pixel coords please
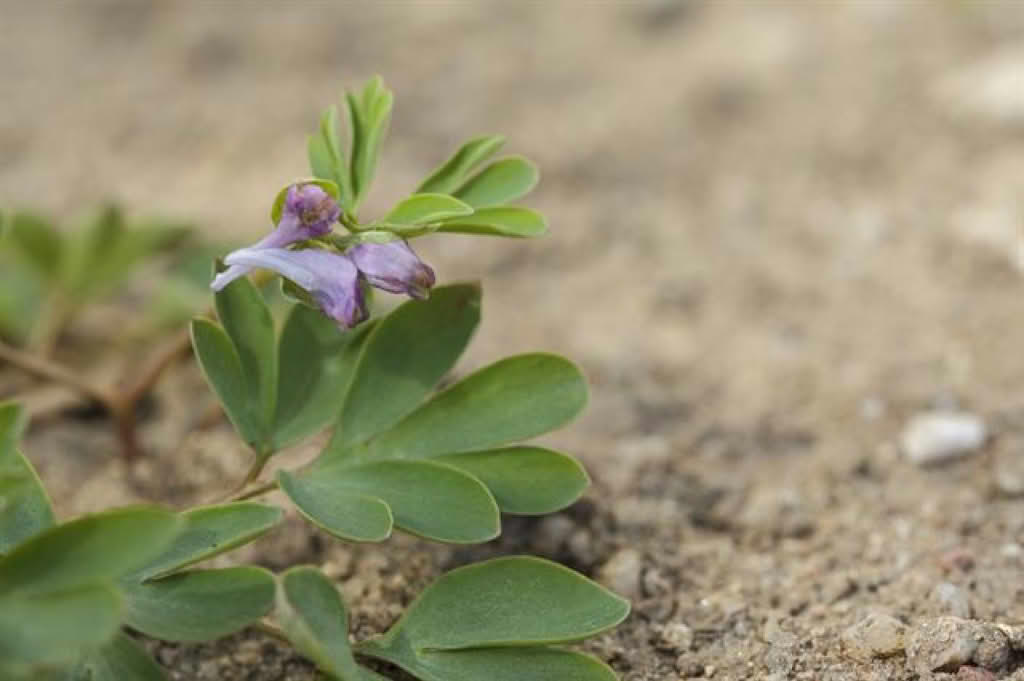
left=0, top=584, right=121, bottom=672
left=329, top=284, right=481, bottom=452
left=453, top=157, right=539, bottom=208
left=417, top=135, right=506, bottom=195
left=122, top=567, right=275, bottom=642
left=437, top=206, right=547, bottom=238
left=0, top=402, right=55, bottom=553
left=0, top=507, right=180, bottom=597
left=359, top=354, right=587, bottom=460
left=435, top=447, right=588, bottom=515
left=4, top=212, right=63, bottom=278
left=70, top=632, right=168, bottom=681
left=131, top=502, right=283, bottom=581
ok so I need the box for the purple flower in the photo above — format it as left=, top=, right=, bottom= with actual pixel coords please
left=211, top=184, right=340, bottom=291
left=217, top=247, right=367, bottom=329
left=348, top=240, right=436, bottom=300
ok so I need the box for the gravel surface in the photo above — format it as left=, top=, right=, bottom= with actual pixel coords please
left=4, top=2, right=1024, bottom=680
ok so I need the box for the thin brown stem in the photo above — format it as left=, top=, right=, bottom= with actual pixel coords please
left=0, top=339, right=113, bottom=406
left=230, top=479, right=279, bottom=502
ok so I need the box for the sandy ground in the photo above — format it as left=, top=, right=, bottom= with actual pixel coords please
left=4, top=1, right=1024, bottom=680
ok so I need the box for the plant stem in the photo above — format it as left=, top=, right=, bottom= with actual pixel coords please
left=0, top=339, right=113, bottom=405
left=252, top=619, right=290, bottom=645
left=231, top=479, right=279, bottom=502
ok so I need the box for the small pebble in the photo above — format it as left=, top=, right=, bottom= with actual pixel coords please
left=906, top=617, right=1009, bottom=674
left=957, top=667, right=996, bottom=681
left=658, top=621, right=694, bottom=652
left=840, top=613, right=906, bottom=661
left=901, top=412, right=987, bottom=465
left=932, top=582, right=973, bottom=618
left=596, top=548, right=643, bottom=600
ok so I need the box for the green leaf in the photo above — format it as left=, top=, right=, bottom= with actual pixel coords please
left=308, top=106, right=353, bottom=210
left=0, top=402, right=55, bottom=553
left=214, top=274, right=277, bottom=449
left=347, top=77, right=393, bottom=211
left=190, top=318, right=264, bottom=449
left=330, top=284, right=481, bottom=452
left=362, top=646, right=617, bottom=681
left=383, top=194, right=473, bottom=226
left=299, top=460, right=499, bottom=543
left=270, top=179, right=343, bottom=225
left=361, top=354, right=587, bottom=460
left=273, top=306, right=372, bottom=450
left=278, top=566, right=366, bottom=681
left=0, top=584, right=121, bottom=671
left=0, top=507, right=180, bottom=597
left=437, top=206, right=547, bottom=238
left=417, top=135, right=506, bottom=195
left=453, top=157, right=539, bottom=208
left=122, top=567, right=275, bottom=642
left=4, top=212, right=63, bottom=278
left=435, top=447, right=588, bottom=515
left=277, top=469, right=393, bottom=543
left=130, top=502, right=283, bottom=581
left=375, top=556, right=629, bottom=651
left=71, top=632, right=168, bottom=681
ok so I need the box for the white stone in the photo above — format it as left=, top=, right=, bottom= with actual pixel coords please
left=901, top=412, right=987, bottom=465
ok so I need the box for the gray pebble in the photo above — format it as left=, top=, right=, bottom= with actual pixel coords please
left=840, top=612, right=907, bottom=661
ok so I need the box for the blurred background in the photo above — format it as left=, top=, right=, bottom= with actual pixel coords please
left=3, top=2, right=1024, bottom=679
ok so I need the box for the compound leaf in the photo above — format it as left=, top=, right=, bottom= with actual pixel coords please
left=383, top=194, right=473, bottom=226
left=329, top=284, right=481, bottom=453
left=437, top=206, right=547, bottom=238
left=453, top=157, right=538, bottom=208
left=417, top=135, right=506, bottom=195
left=361, top=354, right=587, bottom=460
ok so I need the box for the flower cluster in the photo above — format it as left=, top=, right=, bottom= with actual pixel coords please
left=211, top=184, right=435, bottom=328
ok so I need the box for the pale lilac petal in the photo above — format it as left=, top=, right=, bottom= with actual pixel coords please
left=348, top=240, right=435, bottom=299
left=221, top=247, right=366, bottom=328
left=210, top=263, right=251, bottom=292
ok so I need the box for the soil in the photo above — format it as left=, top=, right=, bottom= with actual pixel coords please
left=4, top=2, right=1024, bottom=680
